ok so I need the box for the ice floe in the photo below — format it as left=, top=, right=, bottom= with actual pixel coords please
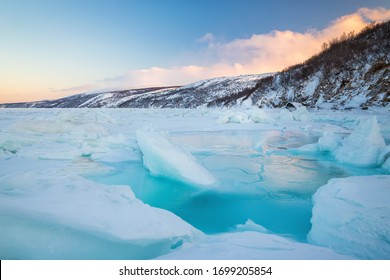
left=308, top=175, right=390, bottom=259
left=334, top=117, right=386, bottom=166
left=136, top=127, right=217, bottom=186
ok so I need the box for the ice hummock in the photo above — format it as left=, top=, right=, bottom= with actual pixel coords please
left=334, top=116, right=386, bottom=166
left=296, top=116, right=388, bottom=168
left=136, top=127, right=217, bottom=186
left=318, top=132, right=342, bottom=152
left=308, top=175, right=390, bottom=259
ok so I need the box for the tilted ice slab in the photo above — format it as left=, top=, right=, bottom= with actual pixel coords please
left=0, top=169, right=202, bottom=243
left=158, top=231, right=352, bottom=260
left=334, top=116, right=386, bottom=166
left=136, top=127, right=217, bottom=186
left=295, top=116, right=388, bottom=169
left=308, top=175, right=390, bottom=259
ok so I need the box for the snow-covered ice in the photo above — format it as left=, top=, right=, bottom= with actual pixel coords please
left=334, top=117, right=386, bottom=166
left=318, top=132, right=342, bottom=152
left=294, top=115, right=389, bottom=170
left=0, top=107, right=389, bottom=259
left=158, top=231, right=352, bottom=260
left=308, top=175, right=390, bottom=259
left=0, top=162, right=202, bottom=259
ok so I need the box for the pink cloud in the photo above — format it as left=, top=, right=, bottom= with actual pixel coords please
left=103, top=7, right=390, bottom=89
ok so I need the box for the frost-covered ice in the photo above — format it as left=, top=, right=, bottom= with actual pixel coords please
left=334, top=117, right=386, bottom=166
left=0, top=107, right=389, bottom=259
left=158, top=231, right=352, bottom=260
left=308, top=175, right=390, bottom=259
left=296, top=116, right=389, bottom=170
left=136, top=127, right=217, bottom=186
left=318, top=132, right=342, bottom=152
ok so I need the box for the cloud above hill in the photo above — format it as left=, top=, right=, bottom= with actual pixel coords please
left=98, top=7, right=390, bottom=89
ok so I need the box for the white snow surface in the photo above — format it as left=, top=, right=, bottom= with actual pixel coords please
left=0, top=165, right=202, bottom=242
left=308, top=175, right=390, bottom=259
left=158, top=231, right=352, bottom=260
left=136, top=127, right=217, bottom=186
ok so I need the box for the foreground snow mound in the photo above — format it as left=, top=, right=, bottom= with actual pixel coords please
left=308, top=175, right=390, bottom=259
left=0, top=169, right=202, bottom=244
left=334, top=117, right=386, bottom=166
left=136, top=127, right=217, bottom=186
left=158, top=231, right=352, bottom=260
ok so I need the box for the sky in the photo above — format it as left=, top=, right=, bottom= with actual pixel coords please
left=1, top=0, right=390, bottom=103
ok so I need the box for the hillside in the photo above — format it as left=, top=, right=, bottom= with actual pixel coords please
left=1, top=21, right=389, bottom=109
left=1, top=75, right=269, bottom=109
left=245, top=21, right=390, bottom=109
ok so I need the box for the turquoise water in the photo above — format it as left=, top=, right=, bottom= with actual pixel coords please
left=87, top=130, right=386, bottom=242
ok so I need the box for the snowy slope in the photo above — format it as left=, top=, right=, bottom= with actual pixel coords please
left=0, top=74, right=269, bottom=109
left=249, top=21, right=390, bottom=109
left=0, top=87, right=178, bottom=109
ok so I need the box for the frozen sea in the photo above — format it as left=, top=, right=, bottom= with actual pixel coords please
left=0, top=107, right=389, bottom=259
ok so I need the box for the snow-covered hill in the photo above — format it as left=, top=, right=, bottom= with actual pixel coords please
left=1, top=21, right=389, bottom=109
left=0, top=74, right=271, bottom=109
left=246, top=21, right=390, bottom=110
